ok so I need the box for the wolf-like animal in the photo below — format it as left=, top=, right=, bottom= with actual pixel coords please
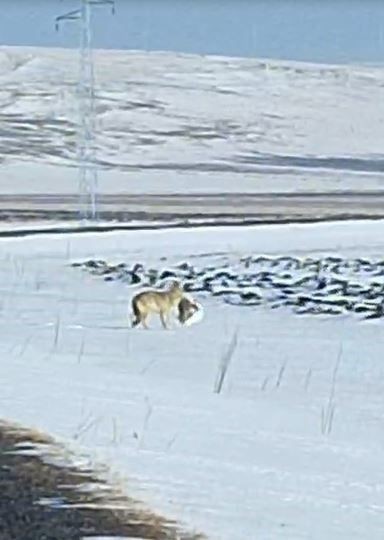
left=131, top=280, right=185, bottom=329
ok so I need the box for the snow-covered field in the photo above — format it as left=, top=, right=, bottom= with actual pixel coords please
left=1, top=43, right=384, bottom=538
left=1, top=46, right=384, bottom=196
left=1, top=220, right=384, bottom=539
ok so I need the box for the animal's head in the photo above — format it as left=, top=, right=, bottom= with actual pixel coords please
left=178, top=296, right=199, bottom=324
left=168, top=279, right=184, bottom=297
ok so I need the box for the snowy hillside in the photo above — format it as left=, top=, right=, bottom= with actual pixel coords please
left=0, top=46, right=384, bottom=195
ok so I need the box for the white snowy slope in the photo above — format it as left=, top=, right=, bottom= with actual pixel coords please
left=0, top=220, right=384, bottom=539
left=0, top=46, right=384, bottom=195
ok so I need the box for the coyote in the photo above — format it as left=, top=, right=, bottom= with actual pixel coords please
left=131, top=280, right=186, bottom=329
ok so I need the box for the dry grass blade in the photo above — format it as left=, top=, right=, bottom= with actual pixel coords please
left=214, top=330, right=238, bottom=394
left=321, top=343, right=343, bottom=435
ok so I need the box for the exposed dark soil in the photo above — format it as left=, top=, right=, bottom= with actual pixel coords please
left=2, top=192, right=384, bottom=227
left=74, top=253, right=384, bottom=320
left=0, top=421, right=203, bottom=540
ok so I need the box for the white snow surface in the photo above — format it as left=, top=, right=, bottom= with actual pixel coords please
left=1, top=46, right=384, bottom=195
left=1, top=220, right=384, bottom=539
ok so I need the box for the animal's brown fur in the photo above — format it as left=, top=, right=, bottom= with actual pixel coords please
left=177, top=296, right=199, bottom=325
left=131, top=281, right=184, bottom=329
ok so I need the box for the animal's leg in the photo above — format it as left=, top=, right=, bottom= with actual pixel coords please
left=160, top=311, right=169, bottom=330
left=166, top=312, right=173, bottom=329
left=141, top=314, right=149, bottom=329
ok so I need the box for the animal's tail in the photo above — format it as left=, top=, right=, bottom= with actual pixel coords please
left=131, top=298, right=141, bottom=327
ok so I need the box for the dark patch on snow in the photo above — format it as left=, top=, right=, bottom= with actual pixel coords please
left=0, top=421, right=204, bottom=540
left=72, top=254, right=384, bottom=321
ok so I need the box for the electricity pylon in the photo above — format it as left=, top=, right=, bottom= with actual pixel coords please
left=56, top=0, right=115, bottom=221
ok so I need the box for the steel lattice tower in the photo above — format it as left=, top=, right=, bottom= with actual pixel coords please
left=56, top=0, right=115, bottom=221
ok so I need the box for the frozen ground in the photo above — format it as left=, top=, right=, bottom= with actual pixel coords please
left=1, top=220, right=384, bottom=539
left=0, top=46, right=384, bottom=198
left=5, top=192, right=384, bottom=226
